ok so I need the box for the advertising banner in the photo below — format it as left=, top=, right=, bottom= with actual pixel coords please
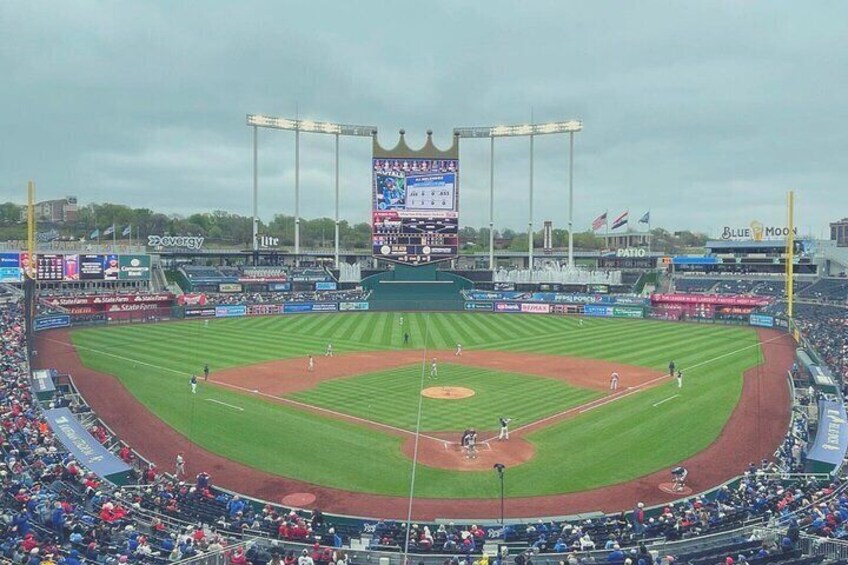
left=215, top=305, right=246, bottom=318
left=283, top=303, right=314, bottom=313
left=465, top=301, right=493, bottom=311
left=0, top=254, right=22, bottom=282
left=33, top=314, right=71, bottom=331
left=520, top=303, right=551, bottom=314
left=177, top=293, right=207, bottom=306
left=315, top=281, right=338, bottom=291
left=218, top=283, right=243, bottom=293
left=339, top=302, right=370, bottom=311
left=311, top=303, right=338, bottom=312
left=185, top=307, right=216, bottom=318
left=103, top=254, right=120, bottom=280
left=584, top=304, right=613, bottom=317
left=63, top=254, right=80, bottom=281
left=247, top=304, right=280, bottom=316
left=43, top=408, right=133, bottom=484
left=651, top=293, right=770, bottom=307
left=0, top=267, right=22, bottom=283
left=43, top=294, right=174, bottom=307
left=268, top=282, right=291, bottom=292
left=79, top=254, right=105, bottom=280
left=494, top=302, right=521, bottom=312
left=612, top=306, right=644, bottom=318
left=807, top=399, right=848, bottom=473
left=118, top=255, right=151, bottom=280
left=749, top=313, right=775, bottom=328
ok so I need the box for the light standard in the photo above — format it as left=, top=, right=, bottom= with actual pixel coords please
left=454, top=120, right=583, bottom=272
left=246, top=114, right=376, bottom=267
left=493, top=463, right=506, bottom=524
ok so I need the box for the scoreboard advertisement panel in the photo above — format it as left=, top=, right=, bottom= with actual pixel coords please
left=371, top=158, right=459, bottom=265
left=0, top=253, right=148, bottom=282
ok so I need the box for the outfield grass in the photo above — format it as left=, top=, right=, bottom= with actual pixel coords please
left=289, top=363, right=602, bottom=432
left=69, top=313, right=762, bottom=498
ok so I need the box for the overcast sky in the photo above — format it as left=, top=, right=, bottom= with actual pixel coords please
left=2, top=1, right=846, bottom=238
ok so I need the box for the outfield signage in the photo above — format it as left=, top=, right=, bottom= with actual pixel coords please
left=215, top=305, right=246, bottom=318
left=33, top=314, right=71, bottom=331
left=467, top=291, right=648, bottom=306
left=807, top=399, right=848, bottom=472
left=315, top=281, right=338, bottom=291
left=218, top=283, right=243, bottom=293
left=652, top=293, right=770, bottom=307
left=43, top=408, right=133, bottom=484
left=494, top=302, right=521, bottom=312
left=339, top=302, right=370, bottom=311
left=147, top=234, right=205, bottom=249
left=465, top=301, right=493, bottom=311
left=282, top=303, right=338, bottom=313
left=247, top=304, right=280, bottom=316
left=520, top=303, right=550, bottom=314
left=583, top=305, right=645, bottom=318
left=268, top=282, right=291, bottom=292
left=749, top=313, right=775, bottom=328
left=119, top=255, right=151, bottom=280
left=185, top=307, right=216, bottom=318
left=43, top=293, right=174, bottom=307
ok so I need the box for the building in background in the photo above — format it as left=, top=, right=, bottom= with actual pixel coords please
left=23, top=196, right=78, bottom=223
left=831, top=217, right=848, bottom=247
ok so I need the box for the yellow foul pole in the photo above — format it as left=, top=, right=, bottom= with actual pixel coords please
left=785, top=190, right=795, bottom=319
left=27, top=181, right=36, bottom=280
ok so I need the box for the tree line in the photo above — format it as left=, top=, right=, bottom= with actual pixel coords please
left=0, top=201, right=707, bottom=253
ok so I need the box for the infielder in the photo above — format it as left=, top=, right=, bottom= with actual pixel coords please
left=609, top=371, right=620, bottom=392
left=676, top=369, right=683, bottom=388
left=175, top=452, right=186, bottom=478
left=455, top=343, right=463, bottom=356
left=203, top=363, right=210, bottom=381
left=498, top=417, right=513, bottom=441
left=190, top=374, right=198, bottom=394
left=325, top=343, right=333, bottom=357
left=308, top=355, right=315, bottom=372
left=430, top=358, right=438, bottom=379
left=668, top=360, right=676, bottom=376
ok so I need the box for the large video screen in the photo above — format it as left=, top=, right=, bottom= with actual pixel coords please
left=0, top=253, right=148, bottom=282
left=371, top=158, right=459, bottom=265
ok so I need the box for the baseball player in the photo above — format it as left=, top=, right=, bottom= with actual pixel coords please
left=498, top=417, right=513, bottom=441
left=204, top=319, right=209, bottom=328
left=676, top=369, right=683, bottom=388
left=175, top=452, right=186, bottom=479
left=455, top=343, right=463, bottom=356
left=190, top=374, right=198, bottom=394
left=403, top=332, right=409, bottom=345
left=578, top=318, right=584, bottom=327
left=671, top=466, right=688, bottom=492
left=308, top=355, right=315, bottom=372
left=325, top=343, right=333, bottom=357
left=430, top=358, right=438, bottom=379
left=203, top=363, right=210, bottom=381
left=399, top=315, right=404, bottom=327
left=668, top=360, right=676, bottom=377
left=609, top=371, right=620, bottom=392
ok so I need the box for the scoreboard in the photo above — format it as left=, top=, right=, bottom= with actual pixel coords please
left=371, top=157, right=459, bottom=265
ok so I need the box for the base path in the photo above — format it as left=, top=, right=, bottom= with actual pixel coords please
left=36, top=328, right=792, bottom=521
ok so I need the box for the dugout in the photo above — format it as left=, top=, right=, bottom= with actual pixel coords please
left=362, top=264, right=472, bottom=311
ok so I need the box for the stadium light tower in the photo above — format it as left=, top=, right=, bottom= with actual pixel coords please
left=454, top=120, right=582, bottom=272
left=246, top=114, right=376, bottom=267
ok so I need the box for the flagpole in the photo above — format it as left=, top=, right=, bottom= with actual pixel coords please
left=113, top=225, right=117, bottom=245
left=647, top=210, right=652, bottom=252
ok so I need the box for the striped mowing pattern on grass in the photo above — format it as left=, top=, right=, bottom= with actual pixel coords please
left=67, top=313, right=763, bottom=498
left=289, top=363, right=602, bottom=432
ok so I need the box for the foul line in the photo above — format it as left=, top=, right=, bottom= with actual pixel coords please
left=205, top=398, right=244, bottom=411
left=501, top=333, right=787, bottom=440
left=44, top=336, right=444, bottom=443
left=652, top=394, right=679, bottom=408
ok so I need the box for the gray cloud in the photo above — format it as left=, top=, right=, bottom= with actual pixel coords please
left=2, top=0, right=846, bottom=238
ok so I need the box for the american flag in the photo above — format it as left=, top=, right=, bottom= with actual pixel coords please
left=591, top=212, right=608, bottom=231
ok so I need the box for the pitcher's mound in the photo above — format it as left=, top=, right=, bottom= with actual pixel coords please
left=422, top=386, right=475, bottom=399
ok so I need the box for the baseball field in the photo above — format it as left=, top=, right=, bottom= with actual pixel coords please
left=44, top=311, right=790, bottom=513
